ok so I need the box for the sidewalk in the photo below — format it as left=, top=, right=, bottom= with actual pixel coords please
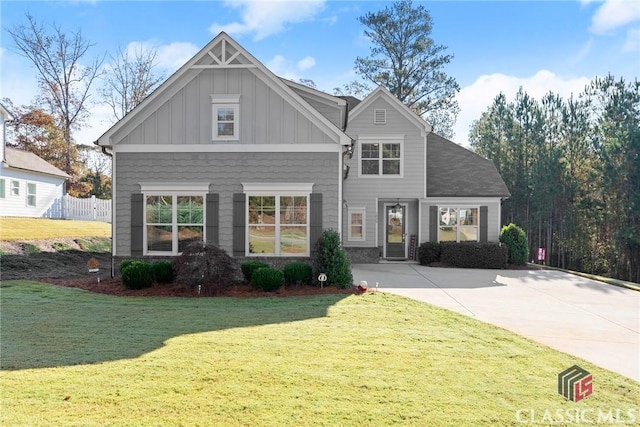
left=351, top=263, right=640, bottom=382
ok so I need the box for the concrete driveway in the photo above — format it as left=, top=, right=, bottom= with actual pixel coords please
left=351, top=263, right=640, bottom=382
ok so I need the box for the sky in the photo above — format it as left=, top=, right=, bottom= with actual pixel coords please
left=1, top=0, right=639, bottom=147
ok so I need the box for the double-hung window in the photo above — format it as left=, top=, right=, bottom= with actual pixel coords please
left=0, top=179, right=5, bottom=198
left=27, top=183, right=36, bottom=207
left=211, top=94, right=240, bottom=140
left=359, top=137, right=403, bottom=177
left=11, top=180, right=19, bottom=196
left=348, top=207, right=366, bottom=241
left=142, top=184, right=208, bottom=255
left=438, top=207, right=479, bottom=242
left=244, top=183, right=311, bottom=256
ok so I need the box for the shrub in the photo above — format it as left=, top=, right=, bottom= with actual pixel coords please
left=152, top=261, right=174, bottom=283
left=417, top=242, right=441, bottom=265
left=241, top=261, right=270, bottom=283
left=283, top=262, right=313, bottom=285
left=313, top=229, right=352, bottom=289
left=119, top=259, right=136, bottom=274
left=500, top=223, right=529, bottom=265
left=439, top=242, right=508, bottom=269
left=173, top=241, right=241, bottom=296
left=251, top=267, right=284, bottom=292
left=121, top=261, right=154, bottom=290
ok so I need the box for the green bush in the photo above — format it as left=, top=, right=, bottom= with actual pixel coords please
left=119, top=259, right=136, bottom=274
left=439, top=242, right=508, bottom=269
left=283, top=263, right=313, bottom=285
left=500, top=223, right=529, bottom=265
left=152, top=261, right=174, bottom=283
left=251, top=267, right=284, bottom=292
left=417, top=242, right=441, bottom=265
left=121, top=261, right=154, bottom=290
left=313, top=229, right=352, bottom=289
left=241, top=261, right=270, bottom=283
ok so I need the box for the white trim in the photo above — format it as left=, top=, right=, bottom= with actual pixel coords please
left=358, top=138, right=404, bottom=178
left=423, top=197, right=502, bottom=205
left=113, top=144, right=343, bottom=153
left=347, top=207, right=366, bottom=241
left=242, top=182, right=313, bottom=193
left=210, top=94, right=241, bottom=103
left=139, top=183, right=210, bottom=193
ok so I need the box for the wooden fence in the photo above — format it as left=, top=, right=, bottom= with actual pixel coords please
left=62, top=195, right=111, bottom=222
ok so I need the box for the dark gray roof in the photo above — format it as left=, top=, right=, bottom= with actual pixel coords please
left=4, top=147, right=70, bottom=179
left=338, top=96, right=361, bottom=112
left=427, top=133, right=510, bottom=198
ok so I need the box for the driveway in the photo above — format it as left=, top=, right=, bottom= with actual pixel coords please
left=351, top=263, right=640, bottom=382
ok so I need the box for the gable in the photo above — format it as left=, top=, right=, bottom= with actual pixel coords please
left=98, top=33, right=350, bottom=148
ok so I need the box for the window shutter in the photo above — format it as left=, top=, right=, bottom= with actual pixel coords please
left=206, top=193, right=219, bottom=245
left=131, top=193, right=144, bottom=256
left=374, top=109, right=386, bottom=124
left=233, top=193, right=246, bottom=256
left=480, top=206, right=488, bottom=242
left=310, top=193, right=323, bottom=250
left=429, top=205, right=438, bottom=242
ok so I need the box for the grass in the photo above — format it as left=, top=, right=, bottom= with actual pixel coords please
left=0, top=217, right=110, bottom=241
left=1, top=281, right=638, bottom=426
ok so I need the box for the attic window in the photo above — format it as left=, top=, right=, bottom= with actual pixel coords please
left=211, top=94, right=240, bottom=141
left=374, top=109, right=386, bottom=124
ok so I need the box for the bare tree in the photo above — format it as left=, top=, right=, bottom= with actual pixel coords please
left=101, top=44, right=165, bottom=121
left=7, top=14, right=104, bottom=174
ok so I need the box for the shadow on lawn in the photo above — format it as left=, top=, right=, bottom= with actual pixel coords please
left=0, top=281, right=351, bottom=371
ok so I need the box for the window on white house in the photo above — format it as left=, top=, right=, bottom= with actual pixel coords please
left=360, top=140, right=402, bottom=176
left=145, top=194, right=204, bottom=254
left=27, top=183, right=36, bottom=207
left=11, top=180, right=19, bottom=196
left=438, top=207, right=479, bottom=242
left=348, top=208, right=365, bottom=241
left=211, top=94, right=240, bottom=140
left=0, top=179, right=5, bottom=198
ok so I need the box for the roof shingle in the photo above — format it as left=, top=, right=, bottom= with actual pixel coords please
left=3, top=147, right=70, bottom=179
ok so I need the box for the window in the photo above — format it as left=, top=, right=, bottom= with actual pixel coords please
left=438, top=207, right=479, bottom=242
left=11, top=180, right=19, bottom=196
left=244, top=183, right=312, bottom=257
left=27, top=183, right=36, bottom=207
left=0, top=179, right=5, bottom=198
left=145, top=194, right=204, bottom=254
left=348, top=208, right=366, bottom=241
left=211, top=94, right=240, bottom=140
left=360, top=139, right=402, bottom=176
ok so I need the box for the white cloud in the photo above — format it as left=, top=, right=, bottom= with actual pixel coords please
left=623, top=28, right=640, bottom=51
left=209, top=0, right=325, bottom=41
left=266, top=54, right=317, bottom=81
left=296, top=56, right=316, bottom=71
left=453, top=70, right=592, bottom=146
left=156, top=42, right=200, bottom=72
left=590, top=0, right=640, bottom=34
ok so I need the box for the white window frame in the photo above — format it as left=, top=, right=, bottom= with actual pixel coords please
left=437, top=206, right=480, bottom=243
left=348, top=207, right=366, bottom=241
left=243, top=183, right=313, bottom=257
left=358, top=136, right=404, bottom=178
left=211, top=94, right=240, bottom=141
left=140, top=183, right=209, bottom=256
left=0, top=178, right=5, bottom=199
left=11, top=180, right=19, bottom=196
left=27, top=182, right=36, bottom=207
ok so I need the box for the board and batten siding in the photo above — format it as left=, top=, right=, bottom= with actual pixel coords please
left=114, top=152, right=340, bottom=257
left=420, top=199, right=503, bottom=243
left=0, top=167, right=65, bottom=218
left=111, top=68, right=336, bottom=146
left=342, top=96, right=426, bottom=249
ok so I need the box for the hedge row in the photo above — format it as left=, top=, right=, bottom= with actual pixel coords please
left=418, top=241, right=509, bottom=269
left=119, top=260, right=175, bottom=290
left=241, top=261, right=313, bottom=292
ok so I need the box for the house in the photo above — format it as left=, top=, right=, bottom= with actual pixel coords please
left=96, top=32, right=509, bottom=266
left=0, top=103, right=70, bottom=218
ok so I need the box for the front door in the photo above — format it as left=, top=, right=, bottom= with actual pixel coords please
left=385, top=204, right=406, bottom=259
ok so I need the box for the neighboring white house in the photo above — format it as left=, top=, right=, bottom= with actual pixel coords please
left=0, top=103, right=70, bottom=218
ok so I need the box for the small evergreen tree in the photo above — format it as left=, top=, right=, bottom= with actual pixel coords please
left=313, top=229, right=353, bottom=289
left=500, top=223, right=529, bottom=265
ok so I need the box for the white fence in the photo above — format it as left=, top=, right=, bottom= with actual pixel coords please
left=62, top=195, right=111, bottom=222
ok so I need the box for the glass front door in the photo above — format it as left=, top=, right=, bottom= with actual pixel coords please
left=385, top=204, right=405, bottom=258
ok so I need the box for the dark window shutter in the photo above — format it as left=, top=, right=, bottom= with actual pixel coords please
left=131, top=193, right=144, bottom=256
left=480, top=206, right=488, bottom=242
left=233, top=193, right=246, bottom=256
left=206, top=193, right=219, bottom=245
left=310, top=193, right=323, bottom=250
left=429, top=205, right=438, bottom=242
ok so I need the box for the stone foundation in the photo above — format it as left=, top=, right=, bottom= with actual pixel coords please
left=344, top=247, right=381, bottom=264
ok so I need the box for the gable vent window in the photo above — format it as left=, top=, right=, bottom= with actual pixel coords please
left=374, top=109, right=386, bottom=124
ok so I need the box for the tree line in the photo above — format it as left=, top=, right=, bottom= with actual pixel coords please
left=470, top=75, right=639, bottom=283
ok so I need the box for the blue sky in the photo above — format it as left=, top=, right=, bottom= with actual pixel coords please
left=1, top=0, right=639, bottom=147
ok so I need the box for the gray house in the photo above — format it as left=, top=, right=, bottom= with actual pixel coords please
left=97, top=32, right=509, bottom=264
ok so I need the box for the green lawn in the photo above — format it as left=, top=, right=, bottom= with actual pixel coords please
left=0, top=217, right=110, bottom=241
left=1, top=281, right=638, bottom=426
